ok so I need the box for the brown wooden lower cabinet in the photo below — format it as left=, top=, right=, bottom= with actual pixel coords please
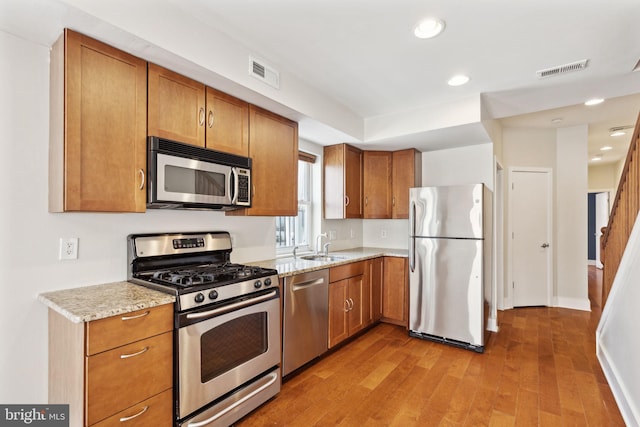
left=368, top=257, right=384, bottom=323
left=91, top=389, right=173, bottom=427
left=328, top=261, right=367, bottom=348
left=382, top=256, right=408, bottom=326
left=48, top=304, right=173, bottom=427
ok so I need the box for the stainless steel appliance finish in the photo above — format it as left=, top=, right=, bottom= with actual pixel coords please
left=147, top=136, right=251, bottom=210
left=127, top=231, right=281, bottom=426
left=282, top=269, right=329, bottom=376
left=409, top=184, right=492, bottom=352
left=177, top=288, right=281, bottom=419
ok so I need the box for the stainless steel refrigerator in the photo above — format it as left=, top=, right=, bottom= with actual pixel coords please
left=408, top=184, right=492, bottom=352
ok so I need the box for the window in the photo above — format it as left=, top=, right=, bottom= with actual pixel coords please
left=276, top=152, right=315, bottom=253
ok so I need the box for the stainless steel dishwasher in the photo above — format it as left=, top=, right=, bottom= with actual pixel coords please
left=282, top=269, right=329, bottom=376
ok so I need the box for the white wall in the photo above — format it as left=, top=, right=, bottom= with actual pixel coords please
left=421, top=143, right=495, bottom=191
left=502, top=126, right=590, bottom=311
left=597, top=213, right=640, bottom=427
left=556, top=125, right=589, bottom=309
left=589, top=163, right=618, bottom=192
left=0, top=30, right=280, bottom=404
left=363, top=219, right=408, bottom=249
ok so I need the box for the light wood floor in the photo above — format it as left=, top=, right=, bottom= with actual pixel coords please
left=237, top=267, right=624, bottom=426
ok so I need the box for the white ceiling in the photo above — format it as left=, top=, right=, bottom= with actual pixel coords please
left=2, top=0, right=640, bottom=164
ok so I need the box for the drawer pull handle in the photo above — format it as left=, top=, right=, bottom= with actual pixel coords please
left=121, top=311, right=150, bottom=321
left=119, top=405, right=148, bottom=422
left=120, top=346, right=148, bottom=359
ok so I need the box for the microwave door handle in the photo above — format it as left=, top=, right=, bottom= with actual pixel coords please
left=230, top=168, right=238, bottom=204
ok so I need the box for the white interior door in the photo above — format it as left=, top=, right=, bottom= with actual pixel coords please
left=595, top=192, right=610, bottom=269
left=510, top=169, right=552, bottom=307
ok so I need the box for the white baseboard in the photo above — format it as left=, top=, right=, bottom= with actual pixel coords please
left=487, top=316, right=499, bottom=332
left=554, top=296, right=591, bottom=311
left=597, top=340, right=638, bottom=426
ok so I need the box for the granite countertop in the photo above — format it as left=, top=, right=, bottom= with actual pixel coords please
left=38, top=281, right=175, bottom=323
left=249, top=247, right=408, bottom=278
left=38, top=248, right=406, bottom=323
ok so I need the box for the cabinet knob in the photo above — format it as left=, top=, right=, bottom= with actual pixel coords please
left=198, top=107, right=205, bottom=126
left=208, top=110, right=214, bottom=128
left=345, top=196, right=350, bottom=207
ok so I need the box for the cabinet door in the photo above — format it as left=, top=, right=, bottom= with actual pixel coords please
left=54, top=29, right=147, bottom=212
left=148, top=63, right=206, bottom=147
left=370, top=257, right=384, bottom=322
left=382, top=257, right=408, bottom=326
left=348, top=275, right=365, bottom=335
left=205, top=87, right=249, bottom=156
left=229, top=106, right=298, bottom=216
left=323, top=144, right=346, bottom=219
left=392, top=149, right=421, bottom=218
left=345, top=145, right=364, bottom=218
left=85, top=331, right=173, bottom=425
left=328, top=279, right=349, bottom=348
left=364, top=151, right=392, bottom=218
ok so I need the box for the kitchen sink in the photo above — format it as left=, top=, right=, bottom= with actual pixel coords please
left=300, top=254, right=345, bottom=262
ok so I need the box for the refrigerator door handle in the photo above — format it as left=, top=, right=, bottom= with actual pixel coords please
left=409, top=201, right=416, bottom=272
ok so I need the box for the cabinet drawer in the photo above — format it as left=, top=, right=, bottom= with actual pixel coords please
left=86, top=331, right=173, bottom=425
left=329, top=261, right=365, bottom=282
left=86, top=304, right=173, bottom=355
left=90, top=389, right=172, bottom=427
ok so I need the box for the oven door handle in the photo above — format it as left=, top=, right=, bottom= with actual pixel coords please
left=185, top=290, right=277, bottom=320
left=186, top=371, right=279, bottom=427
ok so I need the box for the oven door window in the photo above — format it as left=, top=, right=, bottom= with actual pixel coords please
left=200, top=312, right=268, bottom=383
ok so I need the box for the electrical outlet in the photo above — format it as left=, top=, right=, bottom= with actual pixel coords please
left=59, top=238, right=78, bottom=260
left=329, top=230, right=337, bottom=240
left=381, top=229, right=387, bottom=239
left=350, top=229, right=355, bottom=239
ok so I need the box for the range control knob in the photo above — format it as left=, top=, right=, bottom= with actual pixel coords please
left=254, top=280, right=262, bottom=289
left=208, top=290, right=219, bottom=300
left=264, top=278, right=272, bottom=287
left=194, top=293, right=205, bottom=303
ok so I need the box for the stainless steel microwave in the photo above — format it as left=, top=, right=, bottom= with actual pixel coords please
left=147, top=136, right=251, bottom=210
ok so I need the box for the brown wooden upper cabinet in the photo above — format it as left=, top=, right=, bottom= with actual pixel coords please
left=49, top=29, right=147, bottom=213
left=227, top=105, right=298, bottom=216
left=336, top=146, right=421, bottom=219
left=363, top=151, right=393, bottom=218
left=323, top=144, right=363, bottom=219
left=147, top=64, right=249, bottom=156
left=392, top=149, right=422, bottom=218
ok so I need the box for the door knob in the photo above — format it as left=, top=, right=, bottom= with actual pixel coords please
left=541, top=243, right=550, bottom=248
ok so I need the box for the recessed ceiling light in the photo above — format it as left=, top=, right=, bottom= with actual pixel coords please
left=609, top=126, right=633, bottom=137
left=447, top=74, right=470, bottom=86
left=591, top=155, right=603, bottom=161
left=414, top=18, right=445, bottom=39
left=585, top=98, right=604, bottom=106
left=551, top=118, right=563, bottom=124
left=600, top=146, right=613, bottom=151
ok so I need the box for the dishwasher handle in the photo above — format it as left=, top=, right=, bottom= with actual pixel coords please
left=290, top=277, right=326, bottom=292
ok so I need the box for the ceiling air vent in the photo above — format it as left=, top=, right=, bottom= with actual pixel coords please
left=536, top=59, right=589, bottom=79
left=633, top=58, right=640, bottom=72
left=249, top=56, right=280, bottom=89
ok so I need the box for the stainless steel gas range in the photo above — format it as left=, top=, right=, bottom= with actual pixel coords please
left=127, top=231, right=281, bottom=427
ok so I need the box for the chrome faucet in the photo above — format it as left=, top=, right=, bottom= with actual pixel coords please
left=293, top=246, right=299, bottom=259
left=316, top=232, right=328, bottom=254
left=323, top=242, right=331, bottom=255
